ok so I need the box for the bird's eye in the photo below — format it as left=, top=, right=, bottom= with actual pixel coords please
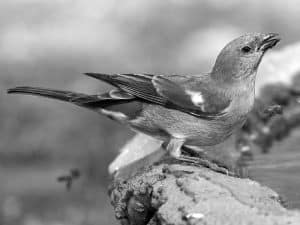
left=241, top=46, right=251, bottom=53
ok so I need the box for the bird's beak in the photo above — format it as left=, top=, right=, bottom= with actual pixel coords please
left=259, top=33, right=280, bottom=51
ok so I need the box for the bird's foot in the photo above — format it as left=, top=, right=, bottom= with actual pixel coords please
left=176, top=155, right=236, bottom=176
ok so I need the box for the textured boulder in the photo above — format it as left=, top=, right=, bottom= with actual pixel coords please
left=110, top=162, right=300, bottom=225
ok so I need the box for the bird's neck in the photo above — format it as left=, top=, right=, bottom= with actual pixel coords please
left=211, top=68, right=256, bottom=89
left=211, top=60, right=257, bottom=85
left=211, top=71, right=256, bottom=100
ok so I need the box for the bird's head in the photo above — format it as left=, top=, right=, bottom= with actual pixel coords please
left=212, top=33, right=280, bottom=83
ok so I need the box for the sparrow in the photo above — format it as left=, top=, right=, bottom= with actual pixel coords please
left=7, top=33, right=280, bottom=162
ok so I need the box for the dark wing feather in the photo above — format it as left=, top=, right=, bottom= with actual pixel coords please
left=85, top=73, right=166, bottom=104
left=84, top=73, right=230, bottom=118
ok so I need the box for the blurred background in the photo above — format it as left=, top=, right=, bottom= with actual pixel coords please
left=1, top=0, right=300, bottom=224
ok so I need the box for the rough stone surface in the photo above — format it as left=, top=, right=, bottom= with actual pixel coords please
left=109, top=163, right=300, bottom=225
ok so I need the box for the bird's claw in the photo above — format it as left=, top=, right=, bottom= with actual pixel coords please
left=177, top=155, right=235, bottom=176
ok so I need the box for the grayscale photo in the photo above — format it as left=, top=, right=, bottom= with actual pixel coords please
left=1, top=1, right=300, bottom=225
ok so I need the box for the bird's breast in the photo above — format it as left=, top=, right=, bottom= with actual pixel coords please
left=129, top=97, right=254, bottom=146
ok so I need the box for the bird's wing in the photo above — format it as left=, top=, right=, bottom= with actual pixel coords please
left=84, top=73, right=231, bottom=118
left=152, top=75, right=231, bottom=117
left=85, top=73, right=166, bottom=104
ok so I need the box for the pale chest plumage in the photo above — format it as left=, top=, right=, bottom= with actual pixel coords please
left=129, top=78, right=255, bottom=147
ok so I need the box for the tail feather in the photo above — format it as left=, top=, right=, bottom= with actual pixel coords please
left=7, top=86, right=139, bottom=123
left=8, top=86, right=82, bottom=101
left=7, top=86, right=112, bottom=109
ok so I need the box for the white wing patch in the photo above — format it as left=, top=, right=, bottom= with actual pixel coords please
left=100, top=109, right=128, bottom=123
left=185, top=90, right=205, bottom=106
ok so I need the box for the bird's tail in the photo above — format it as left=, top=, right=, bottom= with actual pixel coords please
left=7, top=86, right=135, bottom=123
left=7, top=86, right=102, bottom=108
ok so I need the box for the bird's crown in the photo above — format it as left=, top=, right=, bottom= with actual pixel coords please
left=212, top=33, right=280, bottom=83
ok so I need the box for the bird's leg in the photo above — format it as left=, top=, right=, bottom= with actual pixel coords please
left=162, top=142, right=235, bottom=176
left=181, top=146, right=235, bottom=176
left=163, top=138, right=185, bottom=158
left=178, top=154, right=235, bottom=176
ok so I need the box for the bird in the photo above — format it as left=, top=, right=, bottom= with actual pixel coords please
left=7, top=33, right=280, bottom=164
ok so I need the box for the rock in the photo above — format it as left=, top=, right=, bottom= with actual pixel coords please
left=109, top=163, right=300, bottom=225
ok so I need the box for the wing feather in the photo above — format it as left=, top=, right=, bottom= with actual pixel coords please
left=152, top=75, right=231, bottom=116
left=84, top=72, right=231, bottom=118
